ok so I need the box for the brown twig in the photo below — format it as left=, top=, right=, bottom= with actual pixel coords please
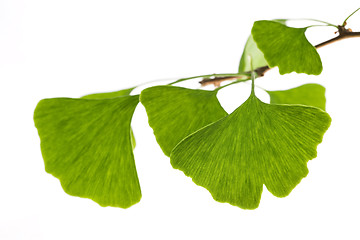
left=200, top=25, right=360, bottom=87
left=315, top=25, right=360, bottom=48
left=199, top=76, right=242, bottom=87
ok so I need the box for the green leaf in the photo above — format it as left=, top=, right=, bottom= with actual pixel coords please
left=34, top=95, right=141, bottom=208
left=81, top=87, right=135, bottom=99
left=267, top=83, right=326, bottom=111
left=170, top=93, right=331, bottom=209
left=251, top=20, right=322, bottom=75
left=140, top=86, right=228, bottom=156
left=238, top=34, right=268, bottom=73
left=238, top=19, right=287, bottom=73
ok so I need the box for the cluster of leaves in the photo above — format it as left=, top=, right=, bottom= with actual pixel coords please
left=34, top=13, right=357, bottom=209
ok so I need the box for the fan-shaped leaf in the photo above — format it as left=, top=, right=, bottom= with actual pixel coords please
left=140, top=86, right=228, bottom=156
left=267, top=83, right=326, bottom=110
left=238, top=19, right=288, bottom=73
left=251, top=20, right=322, bottom=75
left=171, top=93, right=331, bottom=209
left=34, top=95, right=141, bottom=208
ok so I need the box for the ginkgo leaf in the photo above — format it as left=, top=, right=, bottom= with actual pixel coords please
left=251, top=20, right=322, bottom=75
left=238, top=19, right=287, bottom=73
left=238, top=34, right=268, bottom=73
left=81, top=87, right=135, bottom=99
left=34, top=95, right=141, bottom=208
left=140, top=85, right=228, bottom=156
left=267, top=83, right=326, bottom=110
left=170, top=92, right=331, bottom=209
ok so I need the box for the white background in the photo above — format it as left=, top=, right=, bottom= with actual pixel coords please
left=1, top=1, right=360, bottom=239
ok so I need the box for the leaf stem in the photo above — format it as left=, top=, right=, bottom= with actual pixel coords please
left=343, top=7, right=360, bottom=26
left=251, top=71, right=255, bottom=95
left=305, top=24, right=336, bottom=29
left=287, top=18, right=338, bottom=28
left=306, top=19, right=338, bottom=28
left=168, top=73, right=251, bottom=85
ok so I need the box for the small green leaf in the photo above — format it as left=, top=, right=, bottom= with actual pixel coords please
left=140, top=86, right=228, bottom=156
left=81, top=87, right=135, bottom=99
left=171, top=94, right=331, bottom=209
left=238, top=19, right=286, bottom=73
left=238, top=34, right=268, bottom=73
left=267, top=83, right=326, bottom=110
left=34, top=95, right=141, bottom=208
left=251, top=20, right=322, bottom=75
